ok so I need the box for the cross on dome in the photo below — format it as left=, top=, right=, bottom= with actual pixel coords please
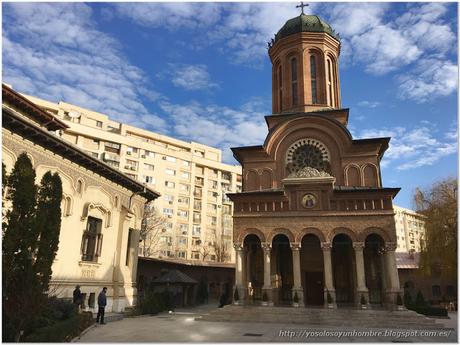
left=296, top=2, right=309, bottom=15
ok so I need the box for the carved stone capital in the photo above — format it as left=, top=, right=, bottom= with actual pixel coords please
left=233, top=243, right=243, bottom=251
left=290, top=243, right=301, bottom=251
left=353, top=242, right=365, bottom=251
left=384, top=242, right=397, bottom=252
left=261, top=243, right=272, bottom=252
left=321, top=242, right=332, bottom=251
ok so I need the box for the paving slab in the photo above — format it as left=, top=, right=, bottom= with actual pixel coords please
left=77, top=305, right=457, bottom=343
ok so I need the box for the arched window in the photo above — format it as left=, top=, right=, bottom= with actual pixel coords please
left=327, top=59, right=334, bottom=107
left=291, top=58, right=298, bottom=106
left=76, top=180, right=83, bottom=194
left=278, top=65, right=283, bottom=111
left=310, top=55, right=318, bottom=104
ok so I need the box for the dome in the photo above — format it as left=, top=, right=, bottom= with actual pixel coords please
left=274, top=14, right=339, bottom=42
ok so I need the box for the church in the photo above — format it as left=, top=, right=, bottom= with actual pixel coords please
left=229, top=8, right=402, bottom=308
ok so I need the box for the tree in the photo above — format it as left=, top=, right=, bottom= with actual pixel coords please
left=2, top=154, right=63, bottom=341
left=3, top=153, right=40, bottom=341
left=34, top=172, right=63, bottom=291
left=139, top=203, right=167, bottom=257
left=414, top=177, right=457, bottom=281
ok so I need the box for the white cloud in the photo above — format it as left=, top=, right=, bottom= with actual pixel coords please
left=159, top=99, right=269, bottom=163
left=169, top=64, right=218, bottom=91
left=357, top=101, right=381, bottom=108
left=355, top=124, right=457, bottom=170
left=397, top=58, right=458, bottom=102
left=2, top=3, right=168, bottom=132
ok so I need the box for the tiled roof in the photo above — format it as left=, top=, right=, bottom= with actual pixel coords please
left=396, top=252, right=420, bottom=269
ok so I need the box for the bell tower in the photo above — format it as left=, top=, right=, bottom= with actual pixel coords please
left=268, top=6, right=341, bottom=114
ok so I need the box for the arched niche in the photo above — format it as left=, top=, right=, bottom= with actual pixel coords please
left=260, top=169, right=272, bottom=190
left=363, top=164, right=378, bottom=187
left=245, top=170, right=258, bottom=191
left=346, top=164, right=361, bottom=186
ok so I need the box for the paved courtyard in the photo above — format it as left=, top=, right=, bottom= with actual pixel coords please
left=77, top=305, right=457, bottom=343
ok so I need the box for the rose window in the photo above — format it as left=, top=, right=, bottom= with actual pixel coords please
left=286, top=138, right=331, bottom=175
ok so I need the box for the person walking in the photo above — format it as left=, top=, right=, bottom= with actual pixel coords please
left=96, top=287, right=107, bottom=324
left=73, top=285, right=83, bottom=313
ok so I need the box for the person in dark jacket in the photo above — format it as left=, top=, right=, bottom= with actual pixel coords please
left=96, top=287, right=107, bottom=324
left=73, top=285, right=83, bottom=312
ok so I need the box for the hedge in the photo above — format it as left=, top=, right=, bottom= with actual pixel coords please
left=23, top=312, right=94, bottom=342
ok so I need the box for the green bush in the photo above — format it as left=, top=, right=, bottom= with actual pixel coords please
left=404, top=290, right=413, bottom=308
left=136, top=289, right=174, bottom=315
left=23, top=312, right=93, bottom=342
left=326, top=290, right=333, bottom=304
left=360, top=294, right=367, bottom=305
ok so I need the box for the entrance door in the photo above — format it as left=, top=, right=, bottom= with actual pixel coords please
left=304, top=272, right=324, bottom=305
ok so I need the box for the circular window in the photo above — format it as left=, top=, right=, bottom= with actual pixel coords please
left=286, top=138, right=331, bottom=175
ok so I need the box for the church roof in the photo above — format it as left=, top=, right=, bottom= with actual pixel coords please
left=274, top=14, right=340, bottom=43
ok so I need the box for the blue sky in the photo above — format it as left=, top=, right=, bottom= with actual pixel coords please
left=2, top=2, right=458, bottom=209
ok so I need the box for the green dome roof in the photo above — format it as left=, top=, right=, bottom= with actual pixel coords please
left=274, top=14, right=340, bottom=42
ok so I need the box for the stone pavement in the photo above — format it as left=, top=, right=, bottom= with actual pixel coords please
left=77, top=304, right=457, bottom=343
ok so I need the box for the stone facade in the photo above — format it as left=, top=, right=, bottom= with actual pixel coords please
left=2, top=84, right=159, bottom=313
left=229, top=13, right=402, bottom=309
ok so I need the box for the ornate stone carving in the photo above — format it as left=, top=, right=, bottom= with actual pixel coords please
left=261, top=243, right=272, bottom=251
left=353, top=242, right=365, bottom=250
left=320, top=242, right=332, bottom=250
left=287, top=166, right=331, bottom=178
left=290, top=242, right=301, bottom=250
left=233, top=243, right=243, bottom=251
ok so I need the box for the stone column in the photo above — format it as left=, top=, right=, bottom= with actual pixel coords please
left=353, top=242, right=369, bottom=307
left=291, top=243, right=303, bottom=306
left=321, top=242, right=336, bottom=307
left=262, top=243, right=273, bottom=305
left=384, top=242, right=401, bottom=307
left=234, top=243, right=247, bottom=302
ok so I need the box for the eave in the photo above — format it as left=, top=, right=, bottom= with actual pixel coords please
left=3, top=106, right=160, bottom=201
left=2, top=84, right=68, bottom=131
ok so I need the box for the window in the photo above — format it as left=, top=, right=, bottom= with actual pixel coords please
left=178, top=196, right=189, bottom=205
left=193, top=212, right=201, bottom=223
left=195, top=177, right=204, bottom=186
left=192, top=238, right=202, bottom=246
left=144, top=176, right=155, bottom=184
left=194, top=150, right=204, bottom=157
left=144, top=150, right=154, bottom=158
left=192, top=251, right=200, bottom=259
left=195, top=166, right=204, bottom=175
left=177, top=210, right=188, bottom=218
left=194, top=199, right=202, bottom=210
left=163, top=208, right=174, bottom=216
left=126, top=228, right=135, bottom=266
left=179, top=223, right=188, bottom=233
left=327, top=59, right=333, bottom=106
left=310, top=55, right=318, bottom=104
left=177, top=237, right=187, bottom=246
left=182, top=160, right=191, bottom=168
left=208, top=203, right=217, bottom=212
left=177, top=251, right=186, bottom=259
left=164, top=194, right=174, bottom=203
left=76, top=180, right=83, bottom=194
left=222, top=172, right=231, bottom=181
left=96, top=120, right=103, bottom=128
left=127, top=146, right=139, bottom=154
left=207, top=216, right=217, bottom=226
left=278, top=65, right=283, bottom=111
left=291, top=57, right=298, bottom=106
left=208, top=180, right=218, bottom=189
left=165, top=168, right=176, bottom=176
left=165, top=181, right=175, bottom=188
left=181, top=171, right=191, bottom=180
left=194, top=186, right=202, bottom=198
left=144, top=163, right=155, bottom=171
left=179, top=183, right=190, bottom=193
left=81, top=217, right=103, bottom=262
left=165, top=156, right=176, bottom=163
left=192, top=225, right=201, bottom=236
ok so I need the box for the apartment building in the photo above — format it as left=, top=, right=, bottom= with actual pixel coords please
left=394, top=205, right=426, bottom=253
left=21, top=93, right=242, bottom=263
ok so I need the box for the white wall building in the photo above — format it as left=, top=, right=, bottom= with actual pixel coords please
left=20, top=92, right=242, bottom=264
left=394, top=205, right=426, bottom=253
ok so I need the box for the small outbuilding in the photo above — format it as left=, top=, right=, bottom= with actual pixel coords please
left=150, top=269, right=197, bottom=307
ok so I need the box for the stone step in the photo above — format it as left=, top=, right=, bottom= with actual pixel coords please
left=197, top=306, right=449, bottom=330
